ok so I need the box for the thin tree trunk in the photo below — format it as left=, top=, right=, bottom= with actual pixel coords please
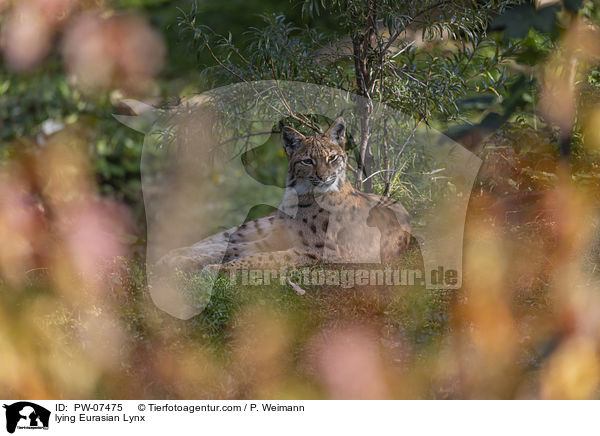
left=351, top=0, right=377, bottom=192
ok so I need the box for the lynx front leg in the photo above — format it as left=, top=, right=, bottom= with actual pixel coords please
left=156, top=242, right=227, bottom=273
left=156, top=215, right=292, bottom=274
left=204, top=248, right=321, bottom=274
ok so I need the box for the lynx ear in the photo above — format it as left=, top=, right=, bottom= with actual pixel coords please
left=282, top=127, right=305, bottom=156
left=325, top=117, right=346, bottom=146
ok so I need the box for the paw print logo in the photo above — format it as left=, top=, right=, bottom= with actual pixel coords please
left=3, top=402, right=50, bottom=434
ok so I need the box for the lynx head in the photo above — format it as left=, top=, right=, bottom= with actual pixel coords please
left=282, top=117, right=347, bottom=194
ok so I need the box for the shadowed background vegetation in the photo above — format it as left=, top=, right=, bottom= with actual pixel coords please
left=3, top=0, right=600, bottom=399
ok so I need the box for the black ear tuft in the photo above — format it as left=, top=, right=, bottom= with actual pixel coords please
left=326, top=117, right=346, bottom=146
left=282, top=127, right=305, bottom=156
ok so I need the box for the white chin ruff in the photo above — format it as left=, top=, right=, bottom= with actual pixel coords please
left=314, top=178, right=339, bottom=194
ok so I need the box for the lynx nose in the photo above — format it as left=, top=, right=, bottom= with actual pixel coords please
left=314, top=175, right=335, bottom=186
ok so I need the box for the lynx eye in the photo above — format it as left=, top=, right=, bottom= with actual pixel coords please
left=328, top=155, right=339, bottom=163
left=300, top=158, right=314, bottom=166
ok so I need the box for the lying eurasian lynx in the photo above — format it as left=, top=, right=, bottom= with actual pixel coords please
left=157, top=117, right=412, bottom=273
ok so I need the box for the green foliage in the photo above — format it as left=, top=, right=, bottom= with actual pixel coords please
left=181, top=0, right=523, bottom=123
left=0, top=63, right=145, bottom=215
left=178, top=11, right=348, bottom=89
left=178, top=0, right=531, bottom=195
